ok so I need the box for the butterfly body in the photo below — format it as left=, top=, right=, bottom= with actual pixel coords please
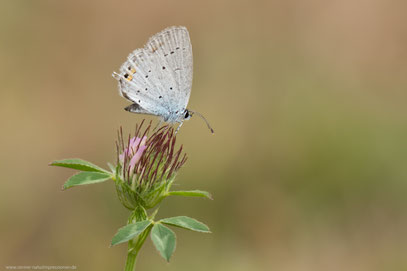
left=124, top=102, right=191, bottom=123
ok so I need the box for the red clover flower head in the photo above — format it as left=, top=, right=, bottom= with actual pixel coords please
left=115, top=121, right=187, bottom=209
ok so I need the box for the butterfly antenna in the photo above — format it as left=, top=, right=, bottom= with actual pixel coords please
left=190, top=110, right=214, bottom=134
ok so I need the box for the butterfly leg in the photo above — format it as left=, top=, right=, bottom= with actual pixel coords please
left=175, top=122, right=184, bottom=134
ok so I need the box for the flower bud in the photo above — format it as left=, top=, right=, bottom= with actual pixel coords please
left=115, top=121, right=187, bottom=210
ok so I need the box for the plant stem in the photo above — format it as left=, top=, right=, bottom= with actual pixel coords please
left=124, top=206, right=150, bottom=271
left=124, top=247, right=138, bottom=271
left=124, top=226, right=152, bottom=271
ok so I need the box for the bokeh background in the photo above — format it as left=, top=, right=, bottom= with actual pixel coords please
left=1, top=0, right=407, bottom=270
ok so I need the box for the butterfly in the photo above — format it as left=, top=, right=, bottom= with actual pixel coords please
left=112, top=26, right=213, bottom=133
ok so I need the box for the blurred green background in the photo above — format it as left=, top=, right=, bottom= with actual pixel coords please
left=1, top=0, right=407, bottom=270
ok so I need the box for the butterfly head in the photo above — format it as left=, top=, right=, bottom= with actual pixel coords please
left=183, top=109, right=192, bottom=121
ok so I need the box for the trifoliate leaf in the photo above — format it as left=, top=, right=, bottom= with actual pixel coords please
left=160, top=216, right=210, bottom=233
left=151, top=223, right=176, bottom=262
left=50, top=158, right=109, bottom=173
left=63, top=172, right=111, bottom=189
left=167, top=190, right=213, bottom=200
left=111, top=220, right=152, bottom=246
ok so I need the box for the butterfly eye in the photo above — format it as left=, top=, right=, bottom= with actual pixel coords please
left=184, top=110, right=189, bottom=119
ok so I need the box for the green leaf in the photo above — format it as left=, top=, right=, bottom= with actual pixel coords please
left=160, top=216, right=211, bottom=233
left=50, top=158, right=109, bottom=173
left=151, top=223, right=176, bottom=262
left=63, top=172, right=111, bottom=189
left=111, top=220, right=152, bottom=246
left=167, top=190, right=213, bottom=200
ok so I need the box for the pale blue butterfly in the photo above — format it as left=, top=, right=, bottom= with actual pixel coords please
left=113, top=26, right=213, bottom=133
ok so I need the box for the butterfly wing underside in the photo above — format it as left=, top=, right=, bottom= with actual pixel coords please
left=114, top=26, right=193, bottom=120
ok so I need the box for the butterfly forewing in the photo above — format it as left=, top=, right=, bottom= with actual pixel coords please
left=145, top=26, right=193, bottom=111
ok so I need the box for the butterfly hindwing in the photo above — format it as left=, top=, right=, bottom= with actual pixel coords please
left=124, top=102, right=154, bottom=115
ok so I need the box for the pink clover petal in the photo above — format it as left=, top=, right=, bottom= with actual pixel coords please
left=130, top=137, right=147, bottom=154
left=129, top=145, right=147, bottom=173
left=140, top=136, right=147, bottom=146
left=130, top=137, right=137, bottom=145
left=130, top=137, right=138, bottom=148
